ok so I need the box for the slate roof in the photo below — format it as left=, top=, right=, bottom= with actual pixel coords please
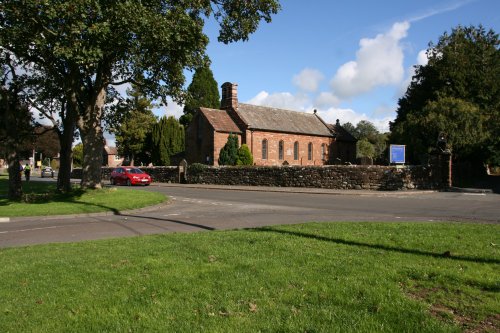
left=199, top=107, right=242, bottom=133
left=235, top=103, right=333, bottom=137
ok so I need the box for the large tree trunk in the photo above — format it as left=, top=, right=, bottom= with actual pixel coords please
left=57, top=127, right=74, bottom=192
left=57, top=99, right=77, bottom=192
left=6, top=151, right=22, bottom=200
left=79, top=87, right=106, bottom=189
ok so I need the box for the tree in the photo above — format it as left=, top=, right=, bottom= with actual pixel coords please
left=343, top=120, right=388, bottom=162
left=151, top=116, right=185, bottom=166
left=110, top=85, right=157, bottom=166
left=237, top=144, right=253, bottom=165
left=390, top=25, right=499, bottom=164
left=180, top=66, right=220, bottom=127
left=1, top=0, right=281, bottom=189
left=0, top=53, right=33, bottom=199
left=355, top=120, right=379, bottom=143
left=341, top=122, right=357, bottom=137
left=219, top=134, right=239, bottom=165
left=72, top=143, right=84, bottom=168
left=32, top=126, right=61, bottom=160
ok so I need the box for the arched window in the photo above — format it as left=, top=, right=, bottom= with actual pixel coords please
left=262, top=139, right=268, bottom=160
left=321, top=143, right=327, bottom=161
left=293, top=141, right=299, bottom=160
left=308, top=142, right=313, bottom=160
left=278, top=140, right=284, bottom=160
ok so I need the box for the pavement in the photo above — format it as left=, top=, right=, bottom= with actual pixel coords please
left=150, top=182, right=441, bottom=196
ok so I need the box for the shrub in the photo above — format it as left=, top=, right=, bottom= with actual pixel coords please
left=237, top=144, right=253, bottom=165
left=218, top=134, right=238, bottom=165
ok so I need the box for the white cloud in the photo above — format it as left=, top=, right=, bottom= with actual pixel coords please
left=417, top=49, right=428, bottom=66
left=315, top=92, right=340, bottom=108
left=316, top=107, right=391, bottom=132
left=159, top=97, right=184, bottom=119
left=409, top=0, right=475, bottom=23
left=292, top=68, right=324, bottom=92
left=330, top=21, right=410, bottom=98
left=246, top=91, right=310, bottom=111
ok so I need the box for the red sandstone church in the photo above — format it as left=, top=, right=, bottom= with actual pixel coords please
left=185, top=82, right=357, bottom=166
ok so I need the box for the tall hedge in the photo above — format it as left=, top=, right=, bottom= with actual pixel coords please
left=152, top=116, right=185, bottom=166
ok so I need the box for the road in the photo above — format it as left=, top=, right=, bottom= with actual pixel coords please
left=0, top=184, right=498, bottom=248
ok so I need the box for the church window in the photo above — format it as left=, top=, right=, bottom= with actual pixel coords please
left=308, top=142, right=313, bottom=160
left=279, top=140, right=284, bottom=160
left=294, top=141, right=299, bottom=160
left=321, top=143, right=327, bottom=160
left=262, top=139, right=268, bottom=160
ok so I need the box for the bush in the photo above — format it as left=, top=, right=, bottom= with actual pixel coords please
left=237, top=144, right=253, bottom=165
left=218, top=134, right=239, bottom=165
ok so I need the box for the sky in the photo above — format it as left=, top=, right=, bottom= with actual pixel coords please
left=158, top=0, right=500, bottom=133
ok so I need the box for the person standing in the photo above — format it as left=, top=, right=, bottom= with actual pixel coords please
left=24, top=164, right=31, bottom=181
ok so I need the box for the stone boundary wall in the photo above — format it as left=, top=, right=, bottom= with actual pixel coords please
left=187, top=164, right=444, bottom=190
left=71, top=153, right=451, bottom=190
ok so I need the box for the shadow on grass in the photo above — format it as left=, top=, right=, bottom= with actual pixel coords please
left=254, top=227, right=500, bottom=265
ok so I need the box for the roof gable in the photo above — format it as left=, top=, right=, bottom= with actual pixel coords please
left=235, top=103, right=333, bottom=137
left=327, top=123, right=358, bottom=142
left=199, top=108, right=242, bottom=133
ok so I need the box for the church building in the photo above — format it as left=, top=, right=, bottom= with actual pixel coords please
left=185, top=82, right=357, bottom=166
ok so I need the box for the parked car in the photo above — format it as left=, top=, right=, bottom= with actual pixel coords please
left=110, top=167, right=152, bottom=186
left=41, top=166, right=54, bottom=178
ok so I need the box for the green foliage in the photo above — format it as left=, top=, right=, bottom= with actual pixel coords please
left=151, top=116, right=185, bottom=166
left=341, top=122, right=357, bottom=137
left=72, top=143, right=83, bottom=167
left=218, top=134, right=239, bottom=165
left=236, top=144, right=253, bottom=165
left=0, top=0, right=281, bottom=187
left=180, top=66, right=220, bottom=127
left=390, top=25, right=500, bottom=164
left=112, top=85, right=157, bottom=165
left=356, top=139, right=376, bottom=159
left=343, top=120, right=388, bottom=162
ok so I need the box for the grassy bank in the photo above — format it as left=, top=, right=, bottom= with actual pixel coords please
left=0, top=222, right=498, bottom=332
left=0, top=176, right=166, bottom=217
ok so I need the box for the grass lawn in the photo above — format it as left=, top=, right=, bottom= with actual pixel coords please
left=0, top=176, right=166, bottom=217
left=0, top=222, right=498, bottom=332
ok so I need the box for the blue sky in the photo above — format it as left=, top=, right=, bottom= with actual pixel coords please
left=160, top=0, right=500, bottom=132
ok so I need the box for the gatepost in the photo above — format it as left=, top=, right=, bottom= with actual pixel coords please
left=179, top=159, right=188, bottom=184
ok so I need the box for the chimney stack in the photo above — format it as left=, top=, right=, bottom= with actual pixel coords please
left=221, top=82, right=238, bottom=110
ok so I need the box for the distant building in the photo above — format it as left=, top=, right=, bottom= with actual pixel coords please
left=186, top=82, right=357, bottom=166
left=103, top=145, right=123, bottom=167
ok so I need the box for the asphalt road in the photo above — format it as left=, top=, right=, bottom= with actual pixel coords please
left=1, top=184, right=499, bottom=248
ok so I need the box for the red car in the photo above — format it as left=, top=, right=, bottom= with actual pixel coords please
left=110, top=167, right=152, bottom=186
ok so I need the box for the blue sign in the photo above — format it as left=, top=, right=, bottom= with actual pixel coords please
left=390, top=145, right=406, bottom=164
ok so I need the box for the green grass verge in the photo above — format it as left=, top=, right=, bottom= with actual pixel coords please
left=0, top=176, right=166, bottom=217
left=0, top=222, right=498, bottom=332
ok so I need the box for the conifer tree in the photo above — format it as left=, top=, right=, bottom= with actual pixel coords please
left=151, top=116, right=185, bottom=165
left=237, top=144, right=253, bottom=165
left=180, top=66, right=220, bottom=127
left=111, top=85, right=157, bottom=165
left=218, top=134, right=239, bottom=165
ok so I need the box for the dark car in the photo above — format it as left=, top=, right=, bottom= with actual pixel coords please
left=110, top=167, right=152, bottom=186
left=41, top=166, right=55, bottom=178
